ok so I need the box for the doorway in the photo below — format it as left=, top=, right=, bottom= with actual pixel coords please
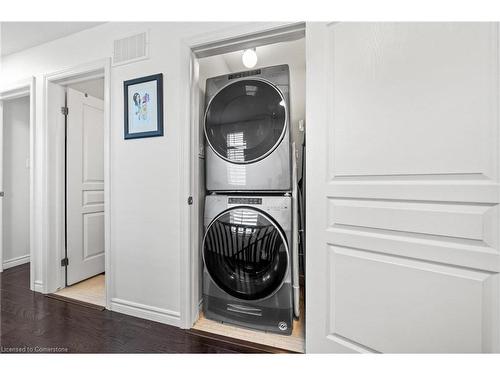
left=183, top=24, right=306, bottom=353
left=50, top=77, right=106, bottom=307
left=0, top=78, right=35, bottom=290
left=1, top=97, right=30, bottom=270
left=42, top=59, right=111, bottom=309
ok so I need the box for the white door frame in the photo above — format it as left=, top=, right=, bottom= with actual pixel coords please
left=0, top=77, right=36, bottom=291
left=178, top=22, right=306, bottom=329
left=41, top=58, right=111, bottom=308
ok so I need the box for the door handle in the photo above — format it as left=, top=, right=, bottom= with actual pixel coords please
left=0, top=191, right=4, bottom=197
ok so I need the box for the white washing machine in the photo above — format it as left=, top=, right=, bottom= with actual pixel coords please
left=202, top=194, right=294, bottom=335
left=204, top=65, right=291, bottom=192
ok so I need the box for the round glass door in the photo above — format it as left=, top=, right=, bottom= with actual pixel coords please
left=204, top=78, right=287, bottom=164
left=203, top=207, right=289, bottom=301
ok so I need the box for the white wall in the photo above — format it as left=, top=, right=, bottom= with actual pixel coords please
left=2, top=96, right=30, bottom=269
left=0, top=21, right=290, bottom=326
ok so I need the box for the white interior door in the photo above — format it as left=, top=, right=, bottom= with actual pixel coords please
left=66, top=88, right=105, bottom=285
left=306, top=22, right=500, bottom=353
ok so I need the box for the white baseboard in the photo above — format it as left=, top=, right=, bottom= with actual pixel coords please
left=3, top=254, right=30, bottom=270
left=110, top=298, right=181, bottom=327
left=33, top=280, right=44, bottom=293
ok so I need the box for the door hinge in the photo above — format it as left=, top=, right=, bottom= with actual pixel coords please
left=61, top=106, right=69, bottom=115
left=61, top=257, right=69, bottom=267
left=187, top=196, right=193, bottom=205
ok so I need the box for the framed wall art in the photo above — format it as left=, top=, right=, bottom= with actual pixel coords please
left=124, top=73, right=163, bottom=139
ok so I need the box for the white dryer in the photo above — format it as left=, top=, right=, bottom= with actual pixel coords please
left=204, top=65, right=291, bottom=192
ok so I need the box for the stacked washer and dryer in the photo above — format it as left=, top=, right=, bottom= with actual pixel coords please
left=202, top=65, right=299, bottom=335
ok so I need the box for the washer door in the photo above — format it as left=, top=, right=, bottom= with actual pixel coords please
left=203, top=207, right=289, bottom=301
left=204, top=78, right=287, bottom=164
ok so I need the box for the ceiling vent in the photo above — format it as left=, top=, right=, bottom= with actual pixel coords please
left=113, top=31, right=149, bottom=66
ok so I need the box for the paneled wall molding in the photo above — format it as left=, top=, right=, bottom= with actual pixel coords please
left=307, top=22, right=500, bottom=353
left=327, top=245, right=497, bottom=353
left=327, top=182, right=500, bottom=204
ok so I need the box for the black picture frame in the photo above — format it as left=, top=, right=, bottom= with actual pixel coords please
left=124, top=73, right=164, bottom=139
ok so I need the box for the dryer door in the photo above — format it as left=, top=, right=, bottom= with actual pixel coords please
left=203, top=207, right=289, bottom=301
left=204, top=78, right=287, bottom=164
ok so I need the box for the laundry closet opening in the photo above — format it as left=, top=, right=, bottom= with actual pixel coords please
left=48, top=75, right=107, bottom=309
left=189, top=32, right=306, bottom=353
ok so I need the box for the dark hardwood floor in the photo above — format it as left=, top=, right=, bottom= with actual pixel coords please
left=0, top=263, right=268, bottom=353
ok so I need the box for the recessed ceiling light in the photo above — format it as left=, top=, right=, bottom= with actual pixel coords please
left=242, top=48, right=258, bottom=68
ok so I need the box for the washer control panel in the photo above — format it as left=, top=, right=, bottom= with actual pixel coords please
left=228, top=197, right=262, bottom=205
left=226, top=196, right=289, bottom=211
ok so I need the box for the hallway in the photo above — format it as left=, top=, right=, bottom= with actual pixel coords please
left=0, top=264, right=275, bottom=353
